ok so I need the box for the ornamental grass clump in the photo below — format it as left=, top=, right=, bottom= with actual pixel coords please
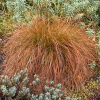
left=3, top=17, right=98, bottom=90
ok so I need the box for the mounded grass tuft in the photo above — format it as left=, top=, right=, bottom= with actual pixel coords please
left=2, top=17, right=98, bottom=90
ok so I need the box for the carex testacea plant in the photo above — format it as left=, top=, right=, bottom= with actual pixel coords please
left=2, top=16, right=98, bottom=91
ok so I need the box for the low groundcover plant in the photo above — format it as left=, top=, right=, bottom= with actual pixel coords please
left=0, top=69, right=77, bottom=100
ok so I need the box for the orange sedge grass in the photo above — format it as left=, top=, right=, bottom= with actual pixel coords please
left=2, top=17, right=98, bottom=91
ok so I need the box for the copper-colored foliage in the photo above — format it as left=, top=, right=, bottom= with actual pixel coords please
left=3, top=17, right=98, bottom=90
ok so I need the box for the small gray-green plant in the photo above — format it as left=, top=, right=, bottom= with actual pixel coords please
left=5, top=0, right=100, bottom=23
left=0, top=69, right=77, bottom=100
left=6, top=0, right=33, bottom=22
